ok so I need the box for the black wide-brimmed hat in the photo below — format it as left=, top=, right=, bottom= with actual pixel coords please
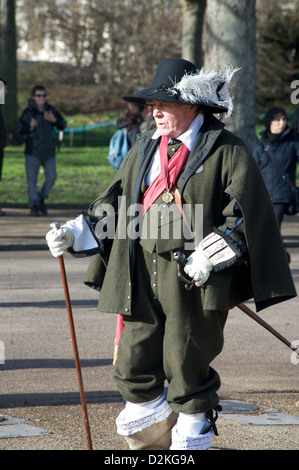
left=122, top=57, right=238, bottom=115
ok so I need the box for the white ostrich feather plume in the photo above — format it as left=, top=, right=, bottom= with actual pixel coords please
left=171, top=64, right=240, bottom=117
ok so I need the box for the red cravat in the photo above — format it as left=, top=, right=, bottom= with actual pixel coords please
left=141, top=135, right=190, bottom=214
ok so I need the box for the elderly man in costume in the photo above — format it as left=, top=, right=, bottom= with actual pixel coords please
left=46, top=58, right=296, bottom=450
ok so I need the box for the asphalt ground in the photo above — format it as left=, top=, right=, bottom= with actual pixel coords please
left=0, top=206, right=298, bottom=452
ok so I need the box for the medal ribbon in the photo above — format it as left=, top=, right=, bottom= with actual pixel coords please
left=141, top=135, right=190, bottom=214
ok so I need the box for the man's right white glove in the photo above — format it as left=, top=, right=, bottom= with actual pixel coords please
left=46, top=225, right=74, bottom=258
left=184, top=231, right=241, bottom=287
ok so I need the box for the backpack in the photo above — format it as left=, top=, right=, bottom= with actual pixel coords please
left=108, top=128, right=130, bottom=169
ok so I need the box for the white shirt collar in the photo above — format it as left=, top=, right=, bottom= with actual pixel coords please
left=151, top=113, right=204, bottom=151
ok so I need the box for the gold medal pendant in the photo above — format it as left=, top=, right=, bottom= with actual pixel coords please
left=162, top=190, right=174, bottom=204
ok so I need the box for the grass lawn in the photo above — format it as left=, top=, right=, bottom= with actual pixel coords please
left=0, top=121, right=119, bottom=207
left=1, top=124, right=298, bottom=208
left=0, top=144, right=117, bottom=207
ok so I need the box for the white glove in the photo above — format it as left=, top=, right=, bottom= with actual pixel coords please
left=46, top=225, right=74, bottom=258
left=184, top=245, right=213, bottom=287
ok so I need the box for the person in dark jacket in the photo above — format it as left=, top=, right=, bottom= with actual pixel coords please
left=0, top=78, right=7, bottom=216
left=253, top=107, right=299, bottom=228
left=290, top=108, right=299, bottom=138
left=17, top=85, right=66, bottom=216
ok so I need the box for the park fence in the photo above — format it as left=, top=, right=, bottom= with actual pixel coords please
left=57, top=121, right=117, bottom=147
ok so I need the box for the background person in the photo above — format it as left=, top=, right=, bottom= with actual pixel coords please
left=253, top=107, right=299, bottom=228
left=116, top=102, right=144, bottom=148
left=0, top=78, right=8, bottom=216
left=290, top=108, right=299, bottom=138
left=17, top=85, right=67, bottom=216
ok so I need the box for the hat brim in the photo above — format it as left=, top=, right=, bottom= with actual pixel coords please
left=122, top=88, right=228, bottom=114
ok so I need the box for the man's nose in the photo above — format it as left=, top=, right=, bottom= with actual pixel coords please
left=152, top=106, right=162, bottom=117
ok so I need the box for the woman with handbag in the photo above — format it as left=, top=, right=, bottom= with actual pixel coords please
left=253, top=107, right=299, bottom=230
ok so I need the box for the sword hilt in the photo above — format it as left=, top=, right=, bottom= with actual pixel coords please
left=50, top=222, right=61, bottom=231
left=173, top=251, right=196, bottom=290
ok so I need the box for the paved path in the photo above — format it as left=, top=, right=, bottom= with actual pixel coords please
left=0, top=207, right=298, bottom=451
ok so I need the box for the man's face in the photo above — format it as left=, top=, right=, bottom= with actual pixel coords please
left=146, top=100, right=197, bottom=138
left=33, top=89, right=47, bottom=106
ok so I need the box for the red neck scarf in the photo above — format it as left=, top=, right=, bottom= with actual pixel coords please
left=141, top=135, right=190, bottom=214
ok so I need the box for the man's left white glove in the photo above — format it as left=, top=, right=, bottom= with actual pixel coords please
left=46, top=225, right=74, bottom=258
left=184, top=245, right=213, bottom=287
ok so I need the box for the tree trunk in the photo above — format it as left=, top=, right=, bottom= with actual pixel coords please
left=0, top=0, right=18, bottom=138
left=203, top=0, right=257, bottom=151
left=180, top=0, right=206, bottom=68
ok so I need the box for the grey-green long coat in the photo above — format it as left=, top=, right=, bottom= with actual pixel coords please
left=84, top=115, right=296, bottom=314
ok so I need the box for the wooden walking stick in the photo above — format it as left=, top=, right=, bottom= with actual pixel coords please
left=237, top=302, right=298, bottom=352
left=50, top=223, right=93, bottom=450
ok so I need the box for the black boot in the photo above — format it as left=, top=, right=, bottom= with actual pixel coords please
left=39, top=199, right=48, bottom=215
left=30, top=205, right=40, bottom=216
